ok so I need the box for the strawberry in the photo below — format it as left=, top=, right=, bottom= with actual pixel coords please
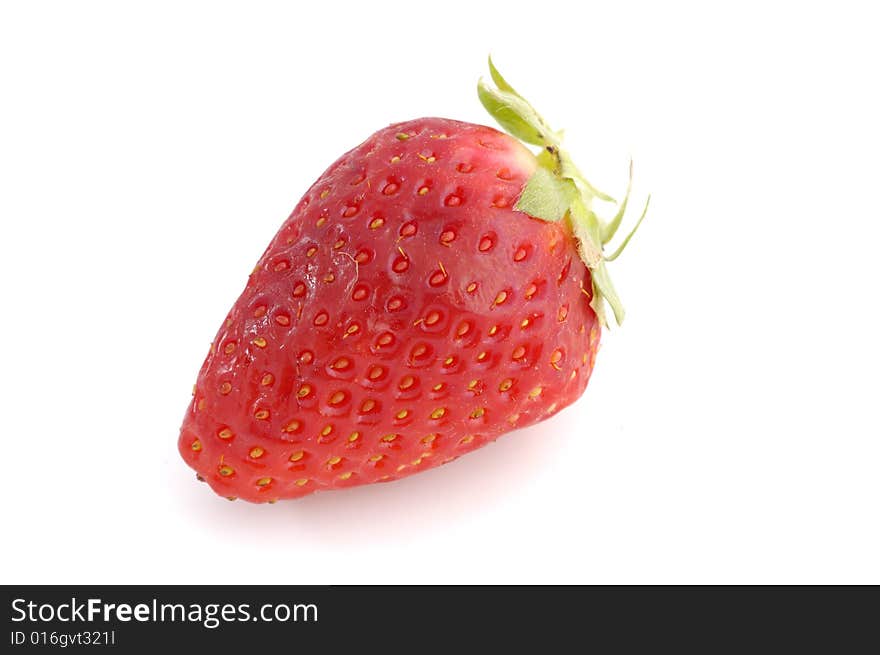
left=179, top=59, right=647, bottom=502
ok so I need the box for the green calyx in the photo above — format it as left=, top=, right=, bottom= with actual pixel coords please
left=478, top=57, right=650, bottom=327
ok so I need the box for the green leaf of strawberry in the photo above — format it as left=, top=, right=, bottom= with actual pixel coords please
left=479, top=56, right=649, bottom=326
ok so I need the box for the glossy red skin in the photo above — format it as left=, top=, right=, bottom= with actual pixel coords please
left=179, top=118, right=600, bottom=502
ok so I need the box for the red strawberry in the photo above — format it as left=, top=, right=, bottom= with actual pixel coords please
left=179, top=59, right=647, bottom=502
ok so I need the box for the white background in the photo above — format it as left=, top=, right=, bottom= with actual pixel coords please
left=1, top=1, right=877, bottom=584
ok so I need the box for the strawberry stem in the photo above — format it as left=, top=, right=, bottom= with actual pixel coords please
left=478, top=56, right=649, bottom=326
